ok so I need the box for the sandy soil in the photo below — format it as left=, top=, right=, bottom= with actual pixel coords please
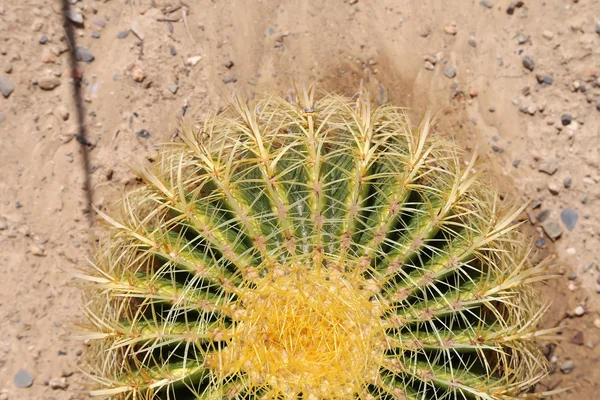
left=0, top=0, right=599, bottom=399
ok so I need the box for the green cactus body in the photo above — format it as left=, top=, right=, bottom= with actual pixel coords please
left=83, top=89, right=550, bottom=400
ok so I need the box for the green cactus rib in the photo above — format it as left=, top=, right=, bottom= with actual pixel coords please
left=83, top=88, right=551, bottom=400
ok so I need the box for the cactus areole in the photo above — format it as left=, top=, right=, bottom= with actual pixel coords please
left=84, top=89, right=550, bottom=400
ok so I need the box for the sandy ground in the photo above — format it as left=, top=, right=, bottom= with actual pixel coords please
left=0, top=0, right=599, bottom=399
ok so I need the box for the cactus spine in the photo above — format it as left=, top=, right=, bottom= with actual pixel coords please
left=82, top=88, right=550, bottom=400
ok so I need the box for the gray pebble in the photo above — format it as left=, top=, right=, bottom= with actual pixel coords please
left=0, top=77, right=15, bottom=98
left=480, top=0, right=494, bottom=8
left=560, top=360, right=574, bottom=373
left=74, top=46, right=94, bottom=63
left=542, top=219, right=562, bottom=241
left=117, top=30, right=129, bottom=39
left=517, top=34, right=528, bottom=44
left=66, top=11, right=83, bottom=24
left=538, top=159, right=558, bottom=175
left=468, top=38, right=477, bottom=47
left=581, top=194, right=589, bottom=204
left=39, top=35, right=48, bottom=44
left=91, top=32, right=100, bottom=39
left=14, top=369, right=34, bottom=388
left=596, top=21, right=600, bottom=35
left=443, top=66, right=457, bottom=78
left=560, top=208, right=579, bottom=231
left=167, top=84, right=179, bottom=94
left=567, top=273, right=577, bottom=281
left=136, top=129, right=150, bottom=139
left=223, top=76, right=237, bottom=84
left=92, top=17, right=106, bottom=28
left=4, top=63, right=12, bottom=74
left=491, top=145, right=503, bottom=153
left=561, top=114, right=572, bottom=126
left=512, top=159, right=520, bottom=168
left=535, top=237, right=546, bottom=248
left=563, top=176, right=572, bottom=188
left=522, top=55, right=534, bottom=71
left=595, top=100, right=600, bottom=111
left=169, top=45, right=177, bottom=56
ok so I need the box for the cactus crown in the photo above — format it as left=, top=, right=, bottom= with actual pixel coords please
left=82, top=88, right=550, bottom=400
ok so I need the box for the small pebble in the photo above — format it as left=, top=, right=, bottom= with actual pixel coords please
left=4, top=63, right=12, bottom=74
left=443, top=66, right=457, bottom=78
left=574, top=305, right=585, bottom=316
left=39, top=34, right=48, bottom=44
left=14, top=369, right=34, bottom=388
left=117, top=30, right=129, bottom=39
left=561, top=114, right=572, bottom=126
left=0, top=76, right=15, bottom=98
left=30, top=245, right=45, bottom=256
left=560, top=360, right=574, bottom=374
left=223, top=76, right=237, bottom=84
left=38, top=76, right=61, bottom=90
left=563, top=176, right=572, bottom=188
left=489, top=106, right=496, bottom=112
left=424, top=61, right=435, bottom=71
left=66, top=11, right=83, bottom=24
left=49, top=377, right=68, bottom=390
left=596, top=21, right=600, bottom=35
left=512, top=159, right=520, bottom=168
left=74, top=46, right=94, bottom=63
left=91, top=32, right=100, bottom=39
left=167, top=84, right=178, bottom=94
left=468, top=37, right=477, bottom=47
left=506, top=0, right=524, bottom=15
left=136, top=129, right=150, bottom=139
left=538, top=159, right=558, bottom=175
left=547, top=183, right=559, bottom=195
left=224, top=60, right=234, bottom=69
left=560, top=208, right=579, bottom=231
left=92, top=17, right=106, bottom=28
left=131, top=66, right=145, bottom=82
left=169, top=45, right=177, bottom=56
left=542, top=220, right=562, bottom=241
left=517, top=34, right=528, bottom=44
left=479, top=0, right=494, bottom=8
left=444, top=25, right=457, bottom=35
left=187, top=55, right=201, bottom=66
left=522, top=55, right=534, bottom=71
left=567, top=273, right=577, bottom=281
left=542, top=30, right=554, bottom=40
left=535, top=237, right=546, bottom=248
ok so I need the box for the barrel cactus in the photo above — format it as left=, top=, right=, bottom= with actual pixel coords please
left=82, top=88, right=551, bottom=400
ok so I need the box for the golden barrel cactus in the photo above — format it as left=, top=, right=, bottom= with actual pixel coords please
left=82, top=88, right=551, bottom=400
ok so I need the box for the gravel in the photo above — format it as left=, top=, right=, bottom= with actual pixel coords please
left=443, top=66, right=457, bottom=78
left=563, top=176, right=572, bottom=188
left=560, top=208, right=579, bottom=231
left=0, top=76, right=15, bottom=98
left=39, top=35, right=48, bottom=44
left=522, top=55, right=534, bottom=71
left=14, top=369, right=34, bottom=388
left=117, top=30, right=129, bottom=39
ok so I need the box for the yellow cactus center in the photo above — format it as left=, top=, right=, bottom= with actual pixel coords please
left=212, top=264, right=386, bottom=399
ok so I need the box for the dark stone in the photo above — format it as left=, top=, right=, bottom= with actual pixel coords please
left=560, top=208, right=579, bottom=231
left=468, top=38, right=477, bottom=47
left=136, top=129, right=150, bottom=139
left=512, top=159, right=520, bottom=168
left=224, top=60, right=234, bottom=69
left=572, top=331, right=584, bottom=346
left=169, top=45, right=177, bottom=56
left=91, top=32, right=100, bottom=39
left=537, top=209, right=550, bottom=222
left=535, top=237, right=546, bottom=248
left=223, top=76, right=237, bottom=84
left=39, top=35, right=48, bottom=44
left=522, top=55, right=534, bottom=71
left=561, top=114, right=572, bottom=126
left=563, top=176, right=572, bottom=188
left=117, top=30, right=129, bottom=39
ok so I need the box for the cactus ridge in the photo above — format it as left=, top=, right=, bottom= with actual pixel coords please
left=82, top=88, right=550, bottom=400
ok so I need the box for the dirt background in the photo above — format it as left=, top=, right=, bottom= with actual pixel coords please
left=1, top=0, right=599, bottom=399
